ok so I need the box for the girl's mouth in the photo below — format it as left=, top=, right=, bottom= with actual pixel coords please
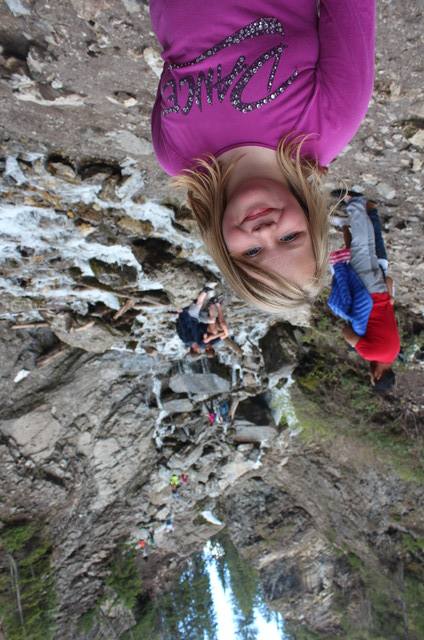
left=243, top=207, right=275, bottom=222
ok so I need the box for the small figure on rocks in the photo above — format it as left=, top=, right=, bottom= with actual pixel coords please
left=202, top=296, right=230, bottom=345
left=204, top=400, right=217, bottom=425
left=181, top=470, right=189, bottom=485
left=176, top=286, right=229, bottom=356
left=149, top=529, right=155, bottom=546
left=139, top=539, right=145, bottom=551
left=170, top=475, right=181, bottom=500
left=166, top=518, right=174, bottom=534
left=218, top=398, right=230, bottom=424
left=328, top=194, right=399, bottom=394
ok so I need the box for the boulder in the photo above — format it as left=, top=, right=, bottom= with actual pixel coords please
left=169, top=373, right=230, bottom=396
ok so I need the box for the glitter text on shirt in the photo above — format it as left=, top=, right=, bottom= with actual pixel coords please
left=161, top=17, right=298, bottom=116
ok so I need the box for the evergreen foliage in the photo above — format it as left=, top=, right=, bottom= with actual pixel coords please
left=76, top=608, right=97, bottom=634
left=156, top=553, right=217, bottom=639
left=220, top=534, right=259, bottom=623
left=121, top=599, right=160, bottom=640
left=106, top=542, right=142, bottom=609
left=0, top=520, right=57, bottom=640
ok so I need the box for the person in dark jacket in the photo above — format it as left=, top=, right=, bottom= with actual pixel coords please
left=176, top=287, right=228, bottom=356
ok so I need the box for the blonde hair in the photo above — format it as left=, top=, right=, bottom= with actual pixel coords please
left=174, top=136, right=330, bottom=313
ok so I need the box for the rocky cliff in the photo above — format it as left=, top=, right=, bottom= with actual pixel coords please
left=0, top=1, right=423, bottom=639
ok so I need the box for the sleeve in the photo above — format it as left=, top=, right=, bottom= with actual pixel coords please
left=310, top=0, right=376, bottom=165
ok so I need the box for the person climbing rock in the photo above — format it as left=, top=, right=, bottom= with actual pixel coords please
left=328, top=194, right=399, bottom=394
left=181, top=471, right=189, bottom=485
left=170, top=474, right=179, bottom=488
left=166, top=518, right=174, bottom=534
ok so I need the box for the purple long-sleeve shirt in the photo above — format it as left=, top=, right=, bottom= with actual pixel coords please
left=150, top=0, right=375, bottom=176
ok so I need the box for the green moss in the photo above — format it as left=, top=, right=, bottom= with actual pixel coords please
left=402, top=533, right=424, bottom=555
left=77, top=608, right=97, bottom=633
left=292, top=299, right=424, bottom=483
left=346, top=552, right=363, bottom=570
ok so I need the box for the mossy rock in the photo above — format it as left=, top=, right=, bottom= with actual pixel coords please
left=89, top=257, right=138, bottom=288
left=116, top=216, right=154, bottom=237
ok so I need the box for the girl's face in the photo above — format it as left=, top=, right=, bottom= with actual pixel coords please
left=221, top=178, right=316, bottom=285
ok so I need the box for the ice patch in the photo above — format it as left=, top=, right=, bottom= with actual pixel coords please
left=4, top=0, right=30, bottom=16
left=115, top=171, right=144, bottom=201
left=201, top=511, right=223, bottom=526
left=4, top=157, right=26, bottom=185
left=143, top=47, right=164, bottom=79
left=106, top=131, right=153, bottom=156
left=14, top=369, right=31, bottom=383
left=0, top=153, right=218, bottom=333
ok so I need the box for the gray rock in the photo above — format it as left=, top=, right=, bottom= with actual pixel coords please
left=1, top=405, right=61, bottom=462
left=169, top=373, right=230, bottom=395
left=162, top=398, right=194, bottom=414
left=376, top=181, right=396, bottom=200
left=233, top=424, right=278, bottom=444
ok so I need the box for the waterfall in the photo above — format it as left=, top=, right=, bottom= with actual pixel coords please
left=268, top=375, right=299, bottom=433
left=153, top=409, right=168, bottom=448
left=152, top=375, right=163, bottom=409
left=231, top=363, right=243, bottom=388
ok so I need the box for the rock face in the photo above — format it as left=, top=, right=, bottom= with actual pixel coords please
left=0, top=2, right=424, bottom=639
left=169, top=373, right=230, bottom=396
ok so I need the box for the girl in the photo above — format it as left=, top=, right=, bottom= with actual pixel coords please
left=150, top=1, right=375, bottom=312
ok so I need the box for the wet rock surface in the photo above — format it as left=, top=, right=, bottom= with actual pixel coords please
left=0, top=1, right=424, bottom=639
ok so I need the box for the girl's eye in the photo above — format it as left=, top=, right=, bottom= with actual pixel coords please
left=280, top=233, right=299, bottom=242
left=243, top=247, right=261, bottom=257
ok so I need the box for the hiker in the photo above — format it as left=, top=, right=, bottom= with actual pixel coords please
left=204, top=400, right=217, bottom=425
left=176, top=287, right=226, bottom=357
left=166, top=518, right=174, bottom=534
left=328, top=195, right=399, bottom=394
left=170, top=475, right=181, bottom=501
left=149, top=529, right=155, bottom=546
left=218, top=399, right=230, bottom=423
left=181, top=471, right=189, bottom=485
left=150, top=0, right=375, bottom=312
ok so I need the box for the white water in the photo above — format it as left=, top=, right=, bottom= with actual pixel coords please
left=268, top=375, right=300, bottom=434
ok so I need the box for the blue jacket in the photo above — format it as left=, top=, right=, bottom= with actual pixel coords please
left=327, top=263, right=373, bottom=336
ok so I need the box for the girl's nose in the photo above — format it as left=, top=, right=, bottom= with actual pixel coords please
left=253, top=219, right=276, bottom=232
